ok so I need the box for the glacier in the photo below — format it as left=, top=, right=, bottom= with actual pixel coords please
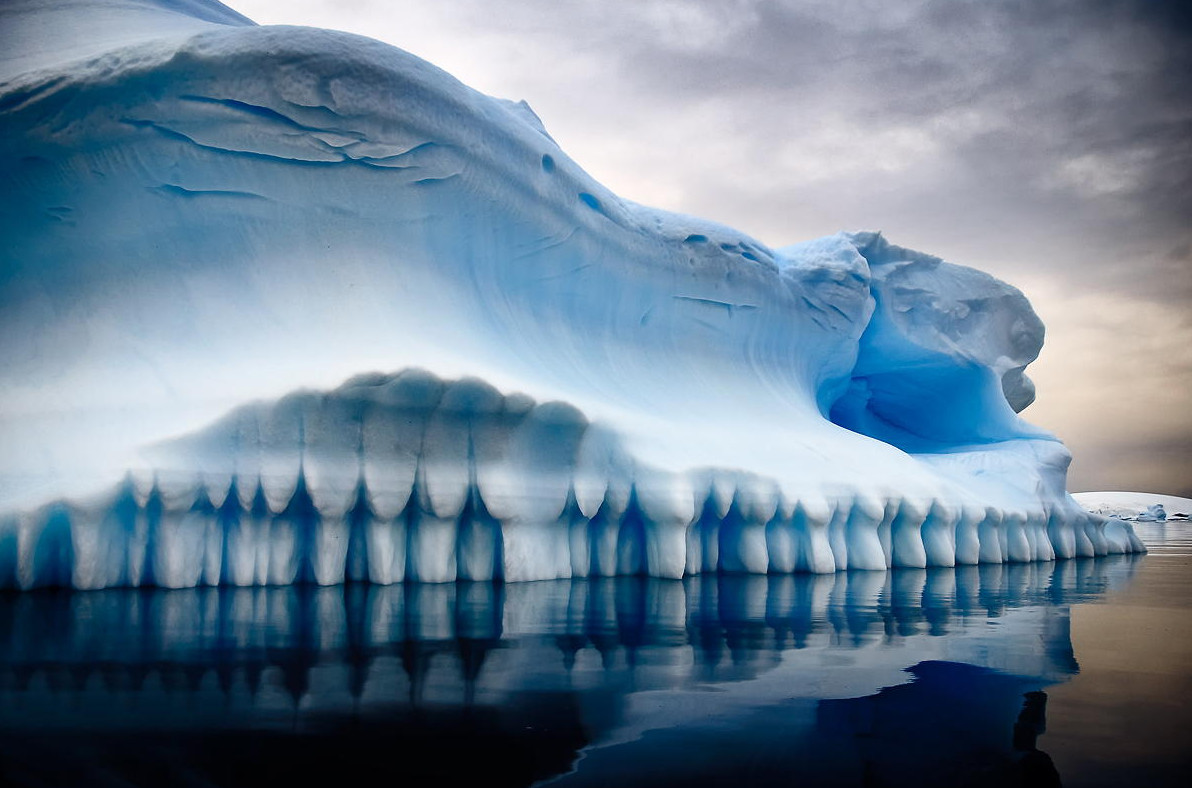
left=0, top=0, right=1143, bottom=589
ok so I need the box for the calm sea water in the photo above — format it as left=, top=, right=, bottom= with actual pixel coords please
left=0, top=524, right=1188, bottom=787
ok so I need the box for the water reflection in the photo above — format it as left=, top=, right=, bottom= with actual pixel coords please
left=0, top=556, right=1143, bottom=787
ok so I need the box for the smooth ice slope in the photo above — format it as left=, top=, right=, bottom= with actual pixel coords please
left=0, top=0, right=1143, bottom=588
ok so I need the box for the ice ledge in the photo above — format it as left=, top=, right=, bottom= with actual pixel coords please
left=0, top=370, right=1143, bottom=590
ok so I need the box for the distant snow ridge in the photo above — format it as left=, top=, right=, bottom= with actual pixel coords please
left=0, top=0, right=1143, bottom=588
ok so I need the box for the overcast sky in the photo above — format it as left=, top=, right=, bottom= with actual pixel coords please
left=234, top=0, right=1191, bottom=496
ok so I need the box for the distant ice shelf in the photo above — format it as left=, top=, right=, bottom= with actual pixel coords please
left=1072, top=492, right=1192, bottom=521
left=0, top=0, right=1143, bottom=589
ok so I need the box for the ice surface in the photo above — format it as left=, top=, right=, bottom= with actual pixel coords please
left=0, top=0, right=1143, bottom=588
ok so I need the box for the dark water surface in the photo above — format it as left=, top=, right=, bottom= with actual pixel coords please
left=0, top=528, right=1188, bottom=787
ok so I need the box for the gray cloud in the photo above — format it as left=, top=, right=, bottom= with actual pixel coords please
left=329, top=0, right=1189, bottom=296
left=1067, top=435, right=1192, bottom=498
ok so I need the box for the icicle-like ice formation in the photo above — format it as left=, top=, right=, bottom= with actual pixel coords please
left=0, top=370, right=1144, bottom=589
left=0, top=1, right=1143, bottom=588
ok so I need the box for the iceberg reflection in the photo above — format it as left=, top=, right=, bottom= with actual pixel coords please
left=0, top=556, right=1142, bottom=786
left=0, top=557, right=1136, bottom=715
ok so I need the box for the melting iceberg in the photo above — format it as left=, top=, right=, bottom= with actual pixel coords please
left=0, top=0, right=1142, bottom=589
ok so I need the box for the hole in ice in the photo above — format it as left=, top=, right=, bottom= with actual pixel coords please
left=578, top=193, right=602, bottom=212
left=683, top=234, right=708, bottom=243
left=541, top=154, right=555, bottom=172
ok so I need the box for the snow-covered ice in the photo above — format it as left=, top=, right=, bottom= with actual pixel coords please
left=0, top=0, right=1143, bottom=588
left=1072, top=492, right=1191, bottom=521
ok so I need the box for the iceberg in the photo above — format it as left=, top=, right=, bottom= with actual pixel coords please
left=0, top=0, right=1143, bottom=589
left=1137, top=504, right=1167, bottom=522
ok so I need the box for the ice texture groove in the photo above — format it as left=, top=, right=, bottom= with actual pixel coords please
left=0, top=0, right=1143, bottom=589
